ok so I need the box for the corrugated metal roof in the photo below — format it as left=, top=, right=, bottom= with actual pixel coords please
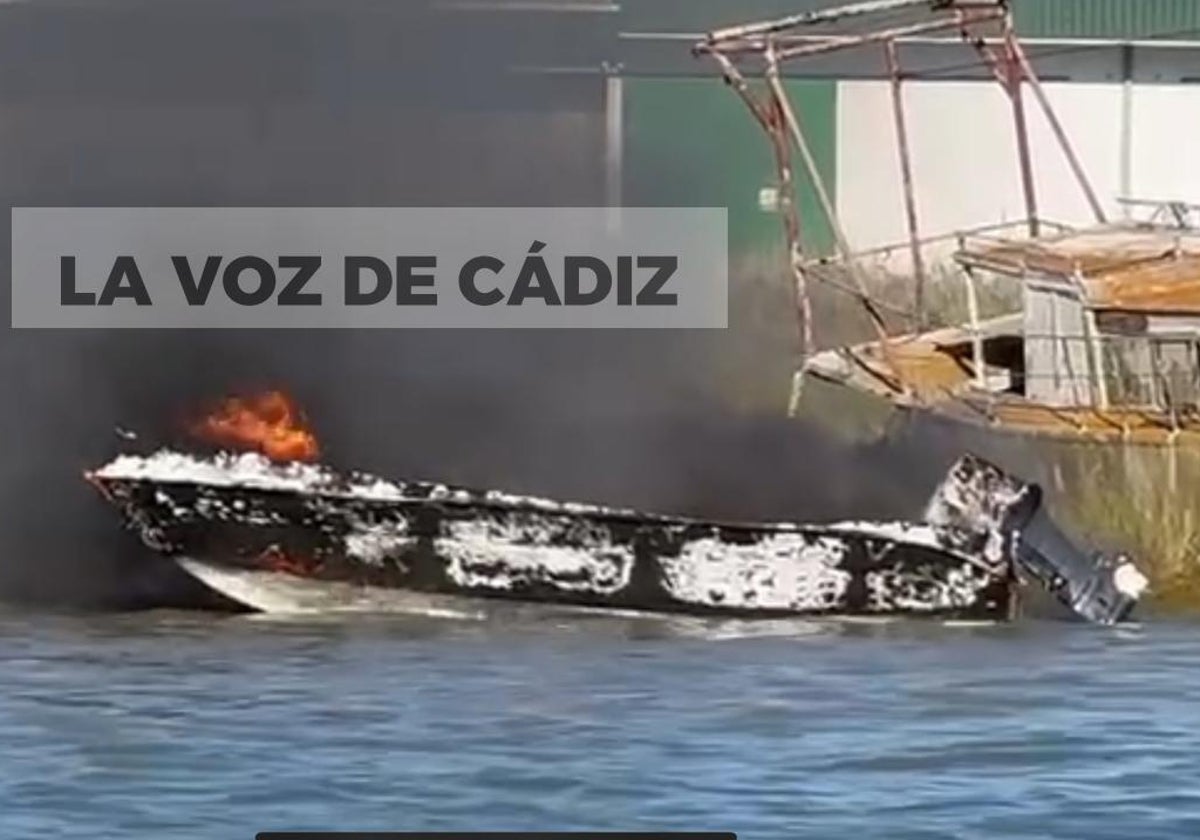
left=621, top=1, right=1200, bottom=42
left=1014, top=0, right=1200, bottom=41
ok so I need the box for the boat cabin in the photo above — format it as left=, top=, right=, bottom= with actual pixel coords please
left=958, top=225, right=1200, bottom=415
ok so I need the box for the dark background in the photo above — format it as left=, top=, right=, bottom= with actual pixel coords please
left=0, top=0, right=950, bottom=608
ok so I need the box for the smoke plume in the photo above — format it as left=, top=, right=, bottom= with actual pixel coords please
left=0, top=0, right=963, bottom=609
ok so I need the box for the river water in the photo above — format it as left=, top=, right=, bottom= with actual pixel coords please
left=3, top=608, right=1199, bottom=839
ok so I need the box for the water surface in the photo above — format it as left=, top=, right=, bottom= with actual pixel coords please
left=3, top=609, right=1199, bottom=839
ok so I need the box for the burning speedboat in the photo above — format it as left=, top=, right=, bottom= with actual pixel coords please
left=85, top=445, right=1146, bottom=624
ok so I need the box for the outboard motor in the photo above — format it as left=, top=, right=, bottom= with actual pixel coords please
left=924, top=454, right=1147, bottom=625
left=1014, top=501, right=1146, bottom=625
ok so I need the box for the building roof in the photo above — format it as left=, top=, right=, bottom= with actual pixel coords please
left=1017, top=0, right=1200, bottom=41
left=958, top=225, right=1200, bottom=314
left=619, top=0, right=1200, bottom=41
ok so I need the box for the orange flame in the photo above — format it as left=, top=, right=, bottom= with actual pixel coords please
left=191, top=390, right=320, bottom=463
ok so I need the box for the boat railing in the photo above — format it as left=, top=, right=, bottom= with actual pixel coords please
left=1117, top=197, right=1200, bottom=230
left=966, top=330, right=1200, bottom=416
left=799, top=218, right=1078, bottom=272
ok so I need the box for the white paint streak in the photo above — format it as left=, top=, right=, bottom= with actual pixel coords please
left=437, top=519, right=634, bottom=595
left=825, top=521, right=944, bottom=549
left=96, top=451, right=407, bottom=500
left=343, top=522, right=414, bottom=566
left=479, top=488, right=638, bottom=517
left=865, top=562, right=991, bottom=612
left=94, top=450, right=639, bottom=516
left=660, top=534, right=850, bottom=611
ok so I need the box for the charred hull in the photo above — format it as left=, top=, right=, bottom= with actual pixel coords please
left=85, top=451, right=1144, bottom=623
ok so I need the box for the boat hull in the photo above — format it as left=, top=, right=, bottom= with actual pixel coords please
left=87, top=452, right=1016, bottom=620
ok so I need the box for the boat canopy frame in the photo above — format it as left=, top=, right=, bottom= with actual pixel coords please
left=692, top=0, right=1107, bottom=412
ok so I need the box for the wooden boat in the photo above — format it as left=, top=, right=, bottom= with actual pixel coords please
left=696, top=1, right=1200, bottom=448
left=805, top=221, right=1200, bottom=446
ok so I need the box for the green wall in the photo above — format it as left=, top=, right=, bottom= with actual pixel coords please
left=623, top=76, right=837, bottom=257
left=621, top=0, right=1200, bottom=40
left=1014, top=0, right=1200, bottom=40
left=620, top=0, right=1200, bottom=260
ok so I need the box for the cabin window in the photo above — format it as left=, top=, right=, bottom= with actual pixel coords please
left=1024, top=283, right=1200, bottom=410
left=1151, top=338, right=1200, bottom=411
left=1101, top=335, right=1200, bottom=411
left=1102, top=335, right=1155, bottom=407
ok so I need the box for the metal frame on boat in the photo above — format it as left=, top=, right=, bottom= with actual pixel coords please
left=696, top=0, right=1200, bottom=446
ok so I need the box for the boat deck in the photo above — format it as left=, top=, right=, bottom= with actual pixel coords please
left=805, top=313, right=1200, bottom=446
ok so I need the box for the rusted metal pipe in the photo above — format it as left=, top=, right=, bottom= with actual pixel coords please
left=703, top=0, right=952, bottom=45
left=708, top=51, right=772, bottom=130
left=768, top=125, right=816, bottom=361
left=884, top=39, right=928, bottom=328
left=774, top=10, right=1002, bottom=61
left=710, top=52, right=815, bottom=363
left=1009, top=34, right=1108, bottom=225
left=764, top=46, right=849, bottom=259
left=1004, top=26, right=1040, bottom=238
left=764, top=44, right=902, bottom=383
left=804, top=218, right=1074, bottom=268
left=960, top=263, right=986, bottom=388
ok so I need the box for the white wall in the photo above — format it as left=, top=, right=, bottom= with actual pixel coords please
left=1129, top=85, right=1200, bottom=203
left=835, top=79, right=1197, bottom=258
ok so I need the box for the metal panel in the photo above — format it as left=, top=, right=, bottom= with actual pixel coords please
left=619, top=1, right=1200, bottom=81
left=1054, top=289, right=1094, bottom=405
left=1026, top=283, right=1096, bottom=406
left=1014, top=0, right=1200, bottom=41
left=1025, top=285, right=1058, bottom=404
left=622, top=0, right=1200, bottom=40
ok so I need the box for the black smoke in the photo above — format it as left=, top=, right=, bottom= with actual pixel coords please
left=0, top=0, right=962, bottom=609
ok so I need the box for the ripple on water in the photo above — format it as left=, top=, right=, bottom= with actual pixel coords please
left=1, top=611, right=1200, bottom=839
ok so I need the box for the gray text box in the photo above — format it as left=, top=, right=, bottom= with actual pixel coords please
left=12, top=207, right=728, bottom=328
